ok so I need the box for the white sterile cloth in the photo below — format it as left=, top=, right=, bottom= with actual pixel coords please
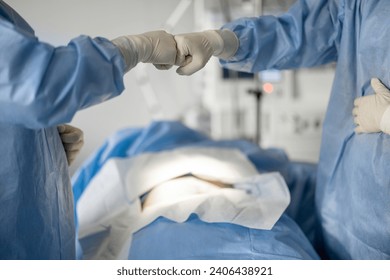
left=76, top=147, right=290, bottom=259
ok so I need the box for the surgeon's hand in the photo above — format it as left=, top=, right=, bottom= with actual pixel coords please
left=111, top=30, right=177, bottom=72
left=353, top=78, right=390, bottom=134
left=174, top=29, right=239, bottom=76
left=58, top=124, right=84, bottom=165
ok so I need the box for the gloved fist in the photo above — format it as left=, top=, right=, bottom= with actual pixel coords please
left=353, top=78, right=390, bottom=134
left=174, top=29, right=239, bottom=76
left=58, top=124, right=84, bottom=165
left=112, top=30, right=176, bottom=72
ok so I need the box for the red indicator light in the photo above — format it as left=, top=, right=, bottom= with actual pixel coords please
left=263, top=82, right=274, bottom=94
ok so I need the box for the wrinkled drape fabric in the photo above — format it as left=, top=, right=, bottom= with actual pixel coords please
left=129, top=213, right=318, bottom=260
left=72, top=121, right=319, bottom=260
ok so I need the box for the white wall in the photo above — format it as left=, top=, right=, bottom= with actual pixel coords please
left=6, top=0, right=197, bottom=174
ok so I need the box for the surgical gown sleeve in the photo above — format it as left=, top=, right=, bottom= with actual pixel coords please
left=0, top=18, right=126, bottom=129
left=220, top=0, right=344, bottom=72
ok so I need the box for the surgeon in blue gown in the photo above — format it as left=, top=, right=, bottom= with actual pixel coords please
left=172, top=0, right=390, bottom=259
left=0, top=1, right=177, bottom=259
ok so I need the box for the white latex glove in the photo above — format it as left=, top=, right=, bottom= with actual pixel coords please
left=58, top=124, right=84, bottom=165
left=111, top=30, right=176, bottom=72
left=353, top=78, right=390, bottom=134
left=174, top=29, right=239, bottom=76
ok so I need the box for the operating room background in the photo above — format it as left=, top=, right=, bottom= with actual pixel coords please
left=7, top=0, right=335, bottom=174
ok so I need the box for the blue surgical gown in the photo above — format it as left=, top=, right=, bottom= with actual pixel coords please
left=0, top=1, right=125, bottom=259
left=221, top=0, right=390, bottom=259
